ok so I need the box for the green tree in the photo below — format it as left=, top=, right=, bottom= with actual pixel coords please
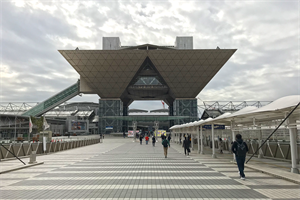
left=30, top=116, right=43, bottom=133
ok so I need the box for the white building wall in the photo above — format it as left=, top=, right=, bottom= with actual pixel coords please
left=102, top=37, right=121, bottom=50
left=175, top=36, right=193, bottom=49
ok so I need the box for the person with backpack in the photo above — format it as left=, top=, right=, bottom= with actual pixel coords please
left=231, top=134, right=249, bottom=180
left=162, top=137, right=170, bottom=158
left=152, top=136, right=156, bottom=146
left=145, top=135, right=149, bottom=145
left=183, top=137, right=190, bottom=155
left=167, top=134, right=171, bottom=142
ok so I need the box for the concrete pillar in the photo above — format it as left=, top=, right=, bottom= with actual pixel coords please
left=133, top=121, right=137, bottom=142
left=29, top=151, right=37, bottom=164
left=231, top=121, right=236, bottom=162
left=288, top=118, right=299, bottom=173
left=191, top=130, right=194, bottom=151
left=154, top=121, right=159, bottom=140
left=200, top=126, right=204, bottom=154
left=197, top=126, right=200, bottom=154
left=174, top=133, right=176, bottom=143
left=212, top=123, right=216, bottom=158
left=258, top=127, right=264, bottom=159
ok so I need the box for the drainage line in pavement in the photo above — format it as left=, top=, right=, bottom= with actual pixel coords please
left=246, top=101, right=300, bottom=164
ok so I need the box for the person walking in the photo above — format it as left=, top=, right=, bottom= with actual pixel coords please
left=231, top=134, right=248, bottom=180
left=183, top=137, right=190, bottom=155
left=145, top=135, right=149, bottom=145
left=139, top=135, right=143, bottom=145
left=162, top=136, right=170, bottom=158
left=167, top=134, right=171, bottom=142
left=152, top=136, right=156, bottom=146
left=218, top=138, right=224, bottom=154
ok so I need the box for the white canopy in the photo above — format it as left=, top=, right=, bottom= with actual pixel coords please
left=171, top=95, right=300, bottom=130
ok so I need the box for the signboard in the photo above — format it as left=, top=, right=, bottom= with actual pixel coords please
left=128, top=130, right=139, bottom=137
left=69, top=120, right=89, bottom=133
left=105, top=126, right=113, bottom=130
left=155, top=130, right=166, bottom=137
left=202, top=124, right=225, bottom=130
left=71, top=121, right=87, bottom=130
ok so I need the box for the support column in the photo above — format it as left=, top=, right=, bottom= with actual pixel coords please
left=288, top=118, right=299, bottom=174
left=154, top=121, right=159, bottom=140
left=28, top=117, right=30, bottom=142
left=258, top=127, right=264, bottom=159
left=197, top=126, right=200, bottom=154
left=123, top=105, right=128, bottom=134
left=191, top=131, right=194, bottom=151
left=231, top=121, right=236, bottom=162
left=200, top=125, right=204, bottom=154
left=99, top=99, right=122, bottom=135
left=212, top=123, right=216, bottom=158
left=133, top=121, right=137, bottom=142
left=14, top=116, right=17, bottom=143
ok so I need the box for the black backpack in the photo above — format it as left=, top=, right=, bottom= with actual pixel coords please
left=236, top=142, right=247, bottom=157
left=162, top=139, right=168, bottom=147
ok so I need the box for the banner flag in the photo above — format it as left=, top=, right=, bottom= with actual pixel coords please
left=43, top=116, right=50, bottom=130
left=29, top=117, right=33, bottom=133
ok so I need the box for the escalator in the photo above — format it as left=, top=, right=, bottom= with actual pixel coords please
left=22, top=80, right=80, bottom=117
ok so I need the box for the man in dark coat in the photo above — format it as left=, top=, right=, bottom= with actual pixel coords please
left=152, top=136, right=156, bottom=146
left=139, top=135, right=143, bottom=145
left=231, top=134, right=249, bottom=180
left=183, top=137, right=190, bottom=155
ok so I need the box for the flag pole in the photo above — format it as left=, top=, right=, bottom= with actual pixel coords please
left=28, top=116, right=32, bottom=143
left=14, top=115, right=17, bottom=143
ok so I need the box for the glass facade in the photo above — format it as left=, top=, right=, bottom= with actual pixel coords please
left=134, top=77, right=162, bottom=85
left=98, top=99, right=123, bottom=134
left=173, top=98, right=198, bottom=124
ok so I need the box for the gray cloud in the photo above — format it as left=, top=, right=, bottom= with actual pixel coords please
left=0, top=1, right=298, bottom=110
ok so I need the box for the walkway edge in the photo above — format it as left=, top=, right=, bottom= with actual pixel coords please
left=0, top=162, right=44, bottom=174
left=244, top=163, right=300, bottom=185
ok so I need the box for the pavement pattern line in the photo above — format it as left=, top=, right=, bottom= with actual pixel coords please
left=0, top=137, right=299, bottom=199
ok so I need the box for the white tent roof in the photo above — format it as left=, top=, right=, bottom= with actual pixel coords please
left=170, top=95, right=300, bottom=130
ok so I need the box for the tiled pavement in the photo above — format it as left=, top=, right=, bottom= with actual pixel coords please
left=0, top=137, right=299, bottom=200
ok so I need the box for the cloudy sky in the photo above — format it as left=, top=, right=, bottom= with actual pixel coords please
left=0, top=0, right=299, bottom=111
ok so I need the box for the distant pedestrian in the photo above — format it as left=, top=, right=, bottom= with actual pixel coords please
left=145, top=135, right=149, bottom=145
left=167, top=134, right=171, bottom=142
left=183, top=137, right=190, bottom=155
left=123, top=132, right=126, bottom=138
left=139, top=135, right=143, bottom=145
left=218, top=138, right=224, bottom=154
left=231, top=134, right=249, bottom=180
left=152, top=136, right=156, bottom=146
left=162, top=137, right=170, bottom=158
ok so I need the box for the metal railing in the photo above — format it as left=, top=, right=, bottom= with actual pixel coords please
left=0, top=137, right=100, bottom=160
left=201, top=139, right=299, bottom=161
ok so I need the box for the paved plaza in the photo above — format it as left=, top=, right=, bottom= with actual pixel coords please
left=0, top=137, right=299, bottom=200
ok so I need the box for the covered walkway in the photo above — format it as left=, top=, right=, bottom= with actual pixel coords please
left=0, top=137, right=299, bottom=200
left=170, top=95, right=300, bottom=174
